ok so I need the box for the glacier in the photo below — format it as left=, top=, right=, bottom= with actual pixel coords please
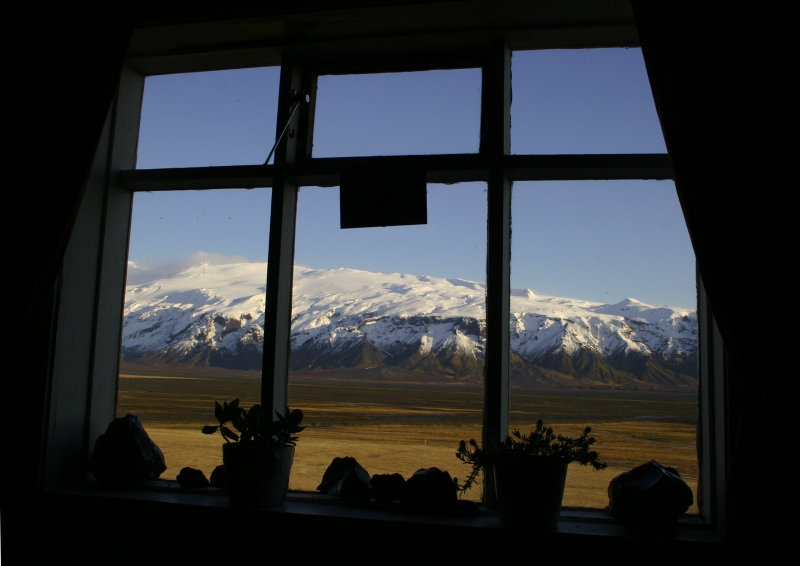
left=121, top=261, right=698, bottom=390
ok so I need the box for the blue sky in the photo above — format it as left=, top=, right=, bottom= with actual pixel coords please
left=131, top=48, right=696, bottom=308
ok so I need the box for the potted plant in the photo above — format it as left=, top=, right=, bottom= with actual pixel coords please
left=456, top=419, right=606, bottom=530
left=202, top=399, right=304, bottom=508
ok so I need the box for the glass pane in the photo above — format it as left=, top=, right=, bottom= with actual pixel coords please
left=509, top=180, right=698, bottom=512
left=511, top=48, right=667, bottom=154
left=136, top=67, right=280, bottom=169
left=312, top=69, right=481, bottom=157
left=288, top=183, right=487, bottom=501
left=117, top=188, right=271, bottom=482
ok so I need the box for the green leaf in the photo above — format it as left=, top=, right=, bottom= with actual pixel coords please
left=221, top=425, right=240, bottom=441
left=202, top=425, right=219, bottom=435
left=229, top=398, right=240, bottom=412
left=223, top=399, right=241, bottom=422
left=247, top=405, right=262, bottom=428
left=214, top=400, right=224, bottom=423
left=287, top=408, right=303, bottom=426
left=231, top=413, right=247, bottom=434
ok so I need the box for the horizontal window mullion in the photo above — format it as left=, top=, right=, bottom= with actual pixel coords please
left=299, top=154, right=672, bottom=182
left=290, top=154, right=490, bottom=186
left=119, top=166, right=274, bottom=191
left=119, top=153, right=672, bottom=191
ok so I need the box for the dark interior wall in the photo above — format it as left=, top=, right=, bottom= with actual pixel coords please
left=632, top=1, right=793, bottom=548
left=633, top=2, right=793, bottom=387
left=3, top=0, right=791, bottom=560
left=5, top=2, right=134, bottom=550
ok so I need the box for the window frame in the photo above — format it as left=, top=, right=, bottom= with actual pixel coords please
left=43, top=15, right=726, bottom=540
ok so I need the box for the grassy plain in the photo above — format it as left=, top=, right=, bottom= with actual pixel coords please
left=117, top=372, right=698, bottom=512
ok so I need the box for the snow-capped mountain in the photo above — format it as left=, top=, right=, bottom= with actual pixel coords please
left=121, top=261, right=698, bottom=390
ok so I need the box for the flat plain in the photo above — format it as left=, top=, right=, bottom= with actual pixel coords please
left=117, top=372, right=698, bottom=512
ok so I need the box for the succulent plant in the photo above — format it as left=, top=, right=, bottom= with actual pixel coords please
left=202, top=399, right=305, bottom=447
left=455, top=419, right=606, bottom=495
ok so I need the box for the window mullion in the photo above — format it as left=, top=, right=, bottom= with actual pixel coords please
left=87, top=65, right=144, bottom=451
left=261, top=54, right=304, bottom=416
left=697, top=273, right=721, bottom=526
left=482, top=40, right=511, bottom=507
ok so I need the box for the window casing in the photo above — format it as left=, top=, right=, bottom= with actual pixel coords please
left=44, top=12, right=727, bottom=538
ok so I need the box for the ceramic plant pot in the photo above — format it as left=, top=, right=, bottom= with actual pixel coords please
left=493, top=454, right=569, bottom=530
left=222, top=443, right=295, bottom=508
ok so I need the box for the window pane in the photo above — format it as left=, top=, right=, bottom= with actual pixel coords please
left=117, top=188, right=271, bottom=482
left=511, top=49, right=667, bottom=154
left=288, top=183, right=486, bottom=500
left=136, top=67, right=280, bottom=169
left=312, top=69, right=481, bottom=157
left=509, top=180, right=698, bottom=512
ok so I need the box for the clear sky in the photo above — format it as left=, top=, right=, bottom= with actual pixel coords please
left=130, top=48, right=696, bottom=308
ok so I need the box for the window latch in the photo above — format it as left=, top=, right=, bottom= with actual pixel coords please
left=263, top=90, right=311, bottom=168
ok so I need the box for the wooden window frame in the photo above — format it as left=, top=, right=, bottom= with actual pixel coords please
left=42, top=16, right=725, bottom=540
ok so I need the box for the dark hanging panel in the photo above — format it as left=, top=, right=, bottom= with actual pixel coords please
left=340, top=165, right=427, bottom=228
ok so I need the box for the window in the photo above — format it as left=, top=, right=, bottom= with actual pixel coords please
left=510, top=49, right=666, bottom=154
left=509, top=179, right=698, bottom=511
left=288, top=182, right=486, bottom=500
left=136, top=67, right=280, bottom=168
left=118, top=187, right=272, bottom=480
left=45, top=9, right=726, bottom=538
left=313, top=69, right=481, bottom=157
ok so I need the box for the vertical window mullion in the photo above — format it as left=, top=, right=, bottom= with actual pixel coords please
left=697, top=274, right=714, bottom=523
left=711, top=308, right=727, bottom=532
left=261, top=54, right=304, bottom=415
left=88, top=65, right=144, bottom=451
left=698, top=274, right=727, bottom=531
left=482, top=41, right=512, bottom=507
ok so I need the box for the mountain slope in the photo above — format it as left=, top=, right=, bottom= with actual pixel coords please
left=121, top=262, right=698, bottom=390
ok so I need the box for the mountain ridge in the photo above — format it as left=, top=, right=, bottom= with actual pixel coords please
left=121, top=262, right=698, bottom=391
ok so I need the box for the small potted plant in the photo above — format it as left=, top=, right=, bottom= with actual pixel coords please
left=456, top=419, right=606, bottom=530
left=203, top=399, right=304, bottom=508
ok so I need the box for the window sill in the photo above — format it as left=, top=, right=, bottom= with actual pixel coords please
left=53, top=479, right=723, bottom=544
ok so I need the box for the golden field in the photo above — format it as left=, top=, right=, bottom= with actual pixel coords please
left=117, top=373, right=698, bottom=512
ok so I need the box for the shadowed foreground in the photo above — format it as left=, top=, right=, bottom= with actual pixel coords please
left=117, top=373, right=698, bottom=512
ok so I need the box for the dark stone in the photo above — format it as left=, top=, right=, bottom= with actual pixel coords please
left=176, top=467, right=209, bottom=488
left=88, top=414, right=166, bottom=486
left=607, top=459, right=694, bottom=530
left=371, top=473, right=406, bottom=504
left=317, top=456, right=371, bottom=500
left=401, top=467, right=457, bottom=513
left=209, top=465, right=226, bottom=489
